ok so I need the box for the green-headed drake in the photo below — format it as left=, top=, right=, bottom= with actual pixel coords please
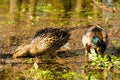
left=82, top=25, right=108, bottom=62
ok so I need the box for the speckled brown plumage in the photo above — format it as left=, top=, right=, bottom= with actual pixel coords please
left=13, top=28, right=70, bottom=58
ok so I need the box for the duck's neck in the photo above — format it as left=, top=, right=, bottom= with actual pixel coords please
left=24, top=44, right=31, bottom=51
left=30, top=44, right=40, bottom=56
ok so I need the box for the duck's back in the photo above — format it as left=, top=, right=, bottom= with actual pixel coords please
left=86, top=26, right=102, bottom=39
left=30, top=28, right=70, bottom=56
left=82, top=25, right=108, bottom=54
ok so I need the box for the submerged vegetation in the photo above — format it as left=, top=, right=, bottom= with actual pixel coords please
left=88, top=47, right=120, bottom=69
left=28, top=62, right=76, bottom=80
left=26, top=54, right=120, bottom=80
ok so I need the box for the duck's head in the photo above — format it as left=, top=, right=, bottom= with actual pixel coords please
left=91, top=35, right=106, bottom=55
left=13, top=44, right=31, bottom=58
left=91, top=36, right=101, bottom=47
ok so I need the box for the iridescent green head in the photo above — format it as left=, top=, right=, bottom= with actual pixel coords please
left=91, top=36, right=101, bottom=47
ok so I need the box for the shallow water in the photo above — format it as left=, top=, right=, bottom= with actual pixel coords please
left=0, top=49, right=120, bottom=80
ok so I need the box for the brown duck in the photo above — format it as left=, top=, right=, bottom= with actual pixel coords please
left=13, top=28, right=70, bottom=58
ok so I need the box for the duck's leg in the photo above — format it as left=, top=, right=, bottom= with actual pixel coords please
left=84, top=49, right=89, bottom=63
left=35, top=56, right=40, bottom=62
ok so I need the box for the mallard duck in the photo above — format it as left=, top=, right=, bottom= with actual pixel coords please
left=13, top=28, right=70, bottom=58
left=82, top=25, right=108, bottom=62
